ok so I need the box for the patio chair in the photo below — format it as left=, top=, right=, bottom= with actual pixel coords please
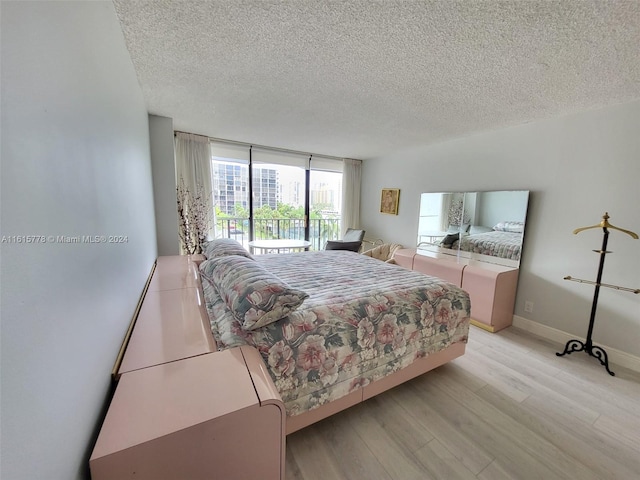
left=361, top=243, right=403, bottom=263
left=324, top=228, right=365, bottom=252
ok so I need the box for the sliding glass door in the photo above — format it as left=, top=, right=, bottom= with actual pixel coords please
left=210, top=141, right=343, bottom=250
left=309, top=164, right=342, bottom=250
left=251, top=163, right=307, bottom=241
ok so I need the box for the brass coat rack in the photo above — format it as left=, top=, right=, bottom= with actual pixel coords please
left=557, top=213, right=638, bottom=376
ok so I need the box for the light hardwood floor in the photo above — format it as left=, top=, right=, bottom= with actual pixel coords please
left=285, top=326, right=640, bottom=480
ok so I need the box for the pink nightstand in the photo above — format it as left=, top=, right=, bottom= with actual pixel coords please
left=91, top=347, right=285, bottom=480
left=117, top=255, right=215, bottom=377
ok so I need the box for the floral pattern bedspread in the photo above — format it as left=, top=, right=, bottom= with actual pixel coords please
left=201, top=250, right=470, bottom=417
left=456, top=231, right=522, bottom=261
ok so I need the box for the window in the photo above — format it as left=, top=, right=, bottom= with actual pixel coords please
left=210, top=141, right=343, bottom=250
left=309, top=160, right=343, bottom=250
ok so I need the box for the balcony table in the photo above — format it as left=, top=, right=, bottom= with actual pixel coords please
left=248, top=239, right=312, bottom=254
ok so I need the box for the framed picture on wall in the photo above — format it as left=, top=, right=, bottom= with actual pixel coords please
left=380, top=188, right=400, bottom=215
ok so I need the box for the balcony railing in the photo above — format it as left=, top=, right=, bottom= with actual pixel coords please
left=216, top=217, right=341, bottom=251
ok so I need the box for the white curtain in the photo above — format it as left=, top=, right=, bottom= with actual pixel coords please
left=174, top=132, right=214, bottom=252
left=341, top=158, right=362, bottom=236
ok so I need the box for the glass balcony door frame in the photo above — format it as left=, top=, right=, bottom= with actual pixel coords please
left=210, top=140, right=342, bottom=250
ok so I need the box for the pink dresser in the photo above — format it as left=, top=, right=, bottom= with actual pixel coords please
left=393, top=248, right=415, bottom=269
left=90, top=256, right=286, bottom=479
left=118, top=255, right=215, bottom=376
left=413, top=252, right=465, bottom=286
left=395, top=248, right=519, bottom=332
left=461, top=261, right=519, bottom=332
left=91, top=347, right=284, bottom=480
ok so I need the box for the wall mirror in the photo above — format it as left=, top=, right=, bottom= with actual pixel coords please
left=417, top=190, right=530, bottom=267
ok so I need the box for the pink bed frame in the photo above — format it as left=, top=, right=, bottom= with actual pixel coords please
left=90, top=255, right=467, bottom=479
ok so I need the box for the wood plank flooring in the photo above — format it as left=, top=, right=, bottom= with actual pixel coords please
left=285, top=326, right=640, bottom=479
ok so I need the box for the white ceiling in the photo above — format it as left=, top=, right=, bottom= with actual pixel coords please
left=113, top=0, right=640, bottom=160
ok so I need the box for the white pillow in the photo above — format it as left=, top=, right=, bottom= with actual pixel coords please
left=493, top=221, right=524, bottom=233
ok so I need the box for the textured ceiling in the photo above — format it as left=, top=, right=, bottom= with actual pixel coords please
left=113, top=0, right=640, bottom=160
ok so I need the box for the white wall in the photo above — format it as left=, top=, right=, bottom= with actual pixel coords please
left=362, top=100, right=640, bottom=358
left=149, top=114, right=180, bottom=255
left=1, top=2, right=157, bottom=479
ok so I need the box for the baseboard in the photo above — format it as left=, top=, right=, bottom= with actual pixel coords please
left=511, top=315, right=640, bottom=374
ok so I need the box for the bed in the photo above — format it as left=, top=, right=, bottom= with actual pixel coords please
left=91, top=243, right=471, bottom=479
left=454, top=230, right=523, bottom=260
left=441, top=221, right=524, bottom=261
left=199, top=242, right=471, bottom=431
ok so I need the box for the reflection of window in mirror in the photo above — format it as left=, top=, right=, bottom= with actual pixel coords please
left=418, top=193, right=455, bottom=246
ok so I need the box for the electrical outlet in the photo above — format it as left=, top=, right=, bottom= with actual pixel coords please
left=524, top=300, right=534, bottom=313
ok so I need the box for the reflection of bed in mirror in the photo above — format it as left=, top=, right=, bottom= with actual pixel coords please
left=451, top=227, right=524, bottom=261
left=405, top=190, right=529, bottom=332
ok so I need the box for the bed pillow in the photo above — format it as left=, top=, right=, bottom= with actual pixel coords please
left=440, top=233, right=459, bottom=247
left=202, top=238, right=254, bottom=260
left=469, top=225, right=494, bottom=235
left=325, top=240, right=362, bottom=252
left=199, top=255, right=308, bottom=330
left=493, top=221, right=524, bottom=233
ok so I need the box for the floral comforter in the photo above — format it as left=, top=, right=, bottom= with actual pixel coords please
left=456, top=231, right=522, bottom=261
left=201, top=250, right=470, bottom=417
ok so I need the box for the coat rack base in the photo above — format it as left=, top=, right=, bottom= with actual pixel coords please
left=556, top=339, right=615, bottom=376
